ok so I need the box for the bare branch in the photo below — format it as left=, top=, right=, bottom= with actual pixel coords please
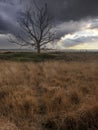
left=9, top=1, right=56, bottom=53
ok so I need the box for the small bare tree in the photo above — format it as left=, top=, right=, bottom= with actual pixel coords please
left=9, top=2, right=55, bottom=53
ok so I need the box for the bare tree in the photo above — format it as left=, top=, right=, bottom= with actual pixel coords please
left=9, top=1, right=55, bottom=53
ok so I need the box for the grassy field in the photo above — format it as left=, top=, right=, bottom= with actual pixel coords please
left=0, top=51, right=98, bottom=62
left=0, top=52, right=98, bottom=130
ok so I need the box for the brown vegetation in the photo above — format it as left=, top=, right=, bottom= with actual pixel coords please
left=0, top=60, right=98, bottom=130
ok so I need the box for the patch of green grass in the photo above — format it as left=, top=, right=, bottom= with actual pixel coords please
left=1, top=51, right=98, bottom=62
left=0, top=52, right=57, bottom=62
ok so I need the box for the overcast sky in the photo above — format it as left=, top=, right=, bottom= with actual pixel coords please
left=0, top=0, right=98, bottom=50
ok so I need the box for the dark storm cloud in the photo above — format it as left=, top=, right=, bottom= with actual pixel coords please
left=0, top=14, right=17, bottom=34
left=0, top=0, right=21, bottom=34
left=0, top=0, right=98, bottom=34
left=54, top=20, right=85, bottom=39
left=0, top=0, right=98, bottom=49
left=45, top=0, right=98, bottom=21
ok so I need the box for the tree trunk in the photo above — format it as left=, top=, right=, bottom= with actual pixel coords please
left=37, top=43, right=40, bottom=53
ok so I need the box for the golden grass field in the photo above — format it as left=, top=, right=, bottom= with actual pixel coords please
left=0, top=58, right=98, bottom=130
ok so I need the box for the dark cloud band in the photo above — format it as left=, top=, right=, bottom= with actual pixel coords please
left=0, top=0, right=98, bottom=49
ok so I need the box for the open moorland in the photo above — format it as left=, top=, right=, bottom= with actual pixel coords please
left=0, top=52, right=98, bottom=130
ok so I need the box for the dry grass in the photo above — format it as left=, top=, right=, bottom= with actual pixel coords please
left=0, top=60, right=98, bottom=130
